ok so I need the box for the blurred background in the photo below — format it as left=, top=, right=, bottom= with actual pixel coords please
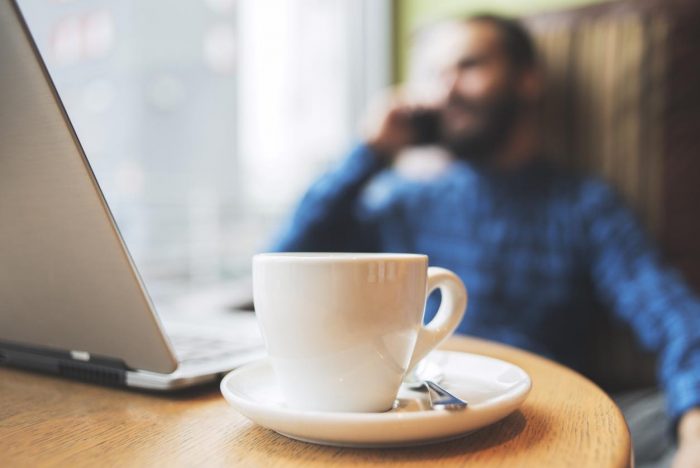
left=19, top=0, right=392, bottom=303
left=17, top=0, right=700, bottom=324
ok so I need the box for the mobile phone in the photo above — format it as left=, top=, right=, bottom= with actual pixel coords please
left=408, top=109, right=441, bottom=145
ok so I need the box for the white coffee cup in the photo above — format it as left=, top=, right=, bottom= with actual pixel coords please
left=253, top=252, right=467, bottom=413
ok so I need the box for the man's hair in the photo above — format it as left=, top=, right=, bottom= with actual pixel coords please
left=466, top=14, right=537, bottom=71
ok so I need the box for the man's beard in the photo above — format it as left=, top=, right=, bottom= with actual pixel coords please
left=440, top=90, right=520, bottom=164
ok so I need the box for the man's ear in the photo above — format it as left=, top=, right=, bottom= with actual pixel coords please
left=518, top=66, right=544, bottom=103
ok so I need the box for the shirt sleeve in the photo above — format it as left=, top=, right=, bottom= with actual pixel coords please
left=582, top=179, right=700, bottom=426
left=268, top=144, right=385, bottom=253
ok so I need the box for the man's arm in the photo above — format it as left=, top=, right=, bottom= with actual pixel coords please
left=270, top=90, right=433, bottom=253
left=269, top=144, right=386, bottom=252
left=581, top=180, right=700, bottom=449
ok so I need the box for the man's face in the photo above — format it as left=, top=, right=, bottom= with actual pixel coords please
left=430, top=21, right=524, bottom=160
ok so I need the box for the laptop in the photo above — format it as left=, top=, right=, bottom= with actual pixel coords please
left=0, top=0, right=266, bottom=390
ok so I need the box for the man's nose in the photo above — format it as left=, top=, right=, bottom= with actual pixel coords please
left=442, top=69, right=463, bottom=100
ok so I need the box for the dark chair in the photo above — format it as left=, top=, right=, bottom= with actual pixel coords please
left=524, top=0, right=700, bottom=391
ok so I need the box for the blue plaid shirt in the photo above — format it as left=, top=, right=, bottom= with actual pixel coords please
left=271, top=144, right=700, bottom=423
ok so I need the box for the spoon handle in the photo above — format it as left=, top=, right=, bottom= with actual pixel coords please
left=425, top=380, right=468, bottom=410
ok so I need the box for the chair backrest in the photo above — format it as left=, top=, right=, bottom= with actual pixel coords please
left=524, top=0, right=700, bottom=390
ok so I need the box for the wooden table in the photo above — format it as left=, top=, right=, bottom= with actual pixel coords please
left=0, top=336, right=631, bottom=467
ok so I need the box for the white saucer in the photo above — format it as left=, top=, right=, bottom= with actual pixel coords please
left=220, top=350, right=531, bottom=447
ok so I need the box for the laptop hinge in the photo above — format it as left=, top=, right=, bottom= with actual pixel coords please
left=0, top=340, right=128, bottom=386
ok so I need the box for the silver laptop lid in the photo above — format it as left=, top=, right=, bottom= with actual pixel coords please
left=0, top=1, right=177, bottom=373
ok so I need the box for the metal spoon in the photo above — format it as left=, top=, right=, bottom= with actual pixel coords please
left=424, top=380, right=468, bottom=410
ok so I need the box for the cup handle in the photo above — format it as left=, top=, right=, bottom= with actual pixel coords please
left=406, top=267, right=468, bottom=373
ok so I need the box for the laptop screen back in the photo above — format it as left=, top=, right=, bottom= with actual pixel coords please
left=0, top=1, right=177, bottom=373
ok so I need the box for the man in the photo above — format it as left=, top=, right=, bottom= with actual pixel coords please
left=270, top=15, right=700, bottom=466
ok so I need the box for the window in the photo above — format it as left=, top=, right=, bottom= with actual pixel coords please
left=19, top=0, right=391, bottom=304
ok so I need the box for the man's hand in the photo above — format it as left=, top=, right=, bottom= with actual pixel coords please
left=362, top=89, right=441, bottom=163
left=674, top=408, right=700, bottom=468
